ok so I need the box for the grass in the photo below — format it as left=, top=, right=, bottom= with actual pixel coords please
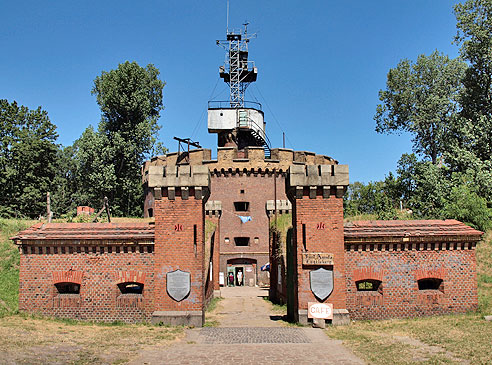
left=206, top=296, right=223, bottom=313
left=2, top=217, right=492, bottom=363
left=0, top=217, right=183, bottom=363
left=0, top=218, right=34, bottom=317
left=326, top=231, right=492, bottom=365
left=326, top=313, right=492, bottom=364
left=262, top=296, right=287, bottom=313
left=0, top=315, right=183, bottom=364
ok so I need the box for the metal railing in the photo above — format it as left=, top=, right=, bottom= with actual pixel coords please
left=244, top=119, right=272, bottom=150
left=208, top=100, right=262, bottom=110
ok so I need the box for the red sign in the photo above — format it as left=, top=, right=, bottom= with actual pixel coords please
left=308, top=302, right=333, bottom=319
left=316, top=222, right=325, bottom=230
left=174, top=224, right=183, bottom=232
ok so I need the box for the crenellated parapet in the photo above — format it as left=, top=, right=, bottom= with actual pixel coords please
left=287, top=164, right=349, bottom=199
left=142, top=147, right=337, bottom=181
left=147, top=165, right=210, bottom=201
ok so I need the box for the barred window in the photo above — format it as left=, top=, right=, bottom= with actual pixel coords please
left=118, top=282, right=144, bottom=295
left=356, top=279, right=381, bottom=292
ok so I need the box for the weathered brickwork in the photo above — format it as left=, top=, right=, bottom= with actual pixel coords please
left=210, top=172, right=285, bottom=285
left=294, top=193, right=346, bottom=314
left=345, top=244, right=478, bottom=320
left=154, top=197, right=205, bottom=313
left=19, top=248, right=154, bottom=322
left=14, top=151, right=483, bottom=325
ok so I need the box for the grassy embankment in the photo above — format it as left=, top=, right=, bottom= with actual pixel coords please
left=325, top=230, right=492, bottom=365
left=0, top=218, right=183, bottom=364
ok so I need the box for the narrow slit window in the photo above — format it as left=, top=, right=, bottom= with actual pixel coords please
left=302, top=224, right=306, bottom=251
left=194, top=224, right=197, bottom=256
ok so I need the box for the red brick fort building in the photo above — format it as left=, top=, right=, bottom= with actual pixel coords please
left=12, top=26, right=483, bottom=326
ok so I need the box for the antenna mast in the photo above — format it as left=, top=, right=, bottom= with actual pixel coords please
left=209, top=19, right=271, bottom=157
left=216, top=23, right=257, bottom=108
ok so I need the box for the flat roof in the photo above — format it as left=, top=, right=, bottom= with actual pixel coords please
left=11, top=222, right=155, bottom=242
left=344, top=219, right=483, bottom=242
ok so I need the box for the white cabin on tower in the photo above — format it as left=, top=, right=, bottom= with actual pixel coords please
left=207, top=24, right=270, bottom=155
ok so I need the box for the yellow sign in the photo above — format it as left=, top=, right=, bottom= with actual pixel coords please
left=302, top=252, right=334, bottom=266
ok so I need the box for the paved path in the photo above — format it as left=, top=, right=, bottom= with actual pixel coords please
left=208, top=286, right=284, bottom=327
left=130, top=287, right=364, bottom=364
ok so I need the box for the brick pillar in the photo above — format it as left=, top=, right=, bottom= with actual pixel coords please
left=205, top=200, right=222, bottom=292
left=211, top=214, right=221, bottom=291
left=148, top=165, right=210, bottom=326
left=287, top=164, right=349, bottom=325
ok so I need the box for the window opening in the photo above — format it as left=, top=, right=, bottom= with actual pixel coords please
left=234, top=237, right=250, bottom=246
left=356, top=280, right=381, bottom=292
left=234, top=202, right=250, bottom=211
left=194, top=224, right=197, bottom=256
left=302, top=224, right=306, bottom=251
left=118, top=282, right=144, bottom=295
left=418, top=278, right=443, bottom=291
left=240, top=189, right=245, bottom=194
left=55, top=282, right=80, bottom=294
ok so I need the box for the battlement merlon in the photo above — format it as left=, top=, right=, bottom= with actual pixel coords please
left=287, top=164, right=349, bottom=199
left=141, top=147, right=339, bottom=183
left=147, top=165, right=211, bottom=200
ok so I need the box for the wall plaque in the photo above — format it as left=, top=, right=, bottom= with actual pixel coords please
left=310, top=267, right=333, bottom=301
left=166, top=269, right=191, bottom=302
left=302, top=252, right=334, bottom=266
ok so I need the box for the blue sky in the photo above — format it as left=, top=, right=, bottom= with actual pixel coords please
left=1, top=1, right=463, bottom=183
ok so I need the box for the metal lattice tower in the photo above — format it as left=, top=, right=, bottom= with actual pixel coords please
left=217, top=23, right=257, bottom=108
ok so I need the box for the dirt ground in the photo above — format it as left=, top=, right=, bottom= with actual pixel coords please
left=0, top=315, right=183, bottom=364
left=205, top=286, right=286, bottom=327
left=129, top=287, right=365, bottom=365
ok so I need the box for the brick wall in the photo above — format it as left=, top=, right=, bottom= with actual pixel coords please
left=293, top=191, right=346, bottom=314
left=345, top=245, right=478, bottom=319
left=19, top=246, right=154, bottom=322
left=210, top=173, right=285, bottom=259
left=153, top=197, right=205, bottom=313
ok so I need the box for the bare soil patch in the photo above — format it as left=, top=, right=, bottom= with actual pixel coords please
left=0, top=315, right=183, bottom=364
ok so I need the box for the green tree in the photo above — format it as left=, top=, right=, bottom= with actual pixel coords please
left=396, top=154, right=450, bottom=218
left=375, top=51, right=466, bottom=164
left=441, top=176, right=492, bottom=231
left=0, top=100, right=59, bottom=218
left=89, top=61, right=166, bottom=216
left=455, top=0, right=492, bottom=120
left=344, top=179, right=398, bottom=220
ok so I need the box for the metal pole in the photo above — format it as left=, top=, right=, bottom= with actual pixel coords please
left=283, top=132, right=285, bottom=149
left=274, top=169, right=277, bottom=226
left=47, top=192, right=52, bottom=223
